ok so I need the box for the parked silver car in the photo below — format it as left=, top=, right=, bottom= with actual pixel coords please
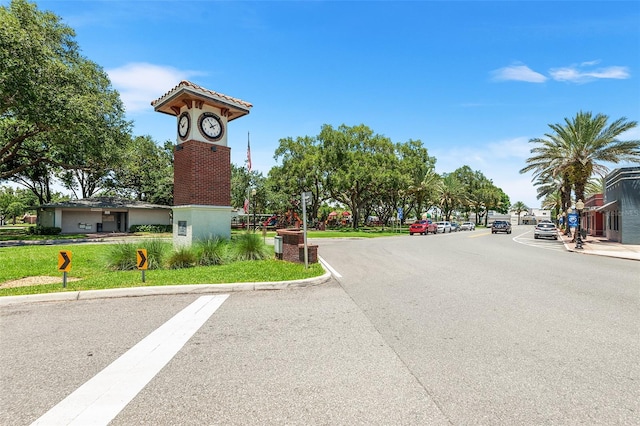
left=534, top=222, right=558, bottom=240
left=460, top=221, right=475, bottom=231
left=435, top=221, right=452, bottom=233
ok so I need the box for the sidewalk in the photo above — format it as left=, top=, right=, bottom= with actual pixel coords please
left=558, top=233, right=640, bottom=261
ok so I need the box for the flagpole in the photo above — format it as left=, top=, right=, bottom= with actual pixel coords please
left=247, top=132, right=251, bottom=230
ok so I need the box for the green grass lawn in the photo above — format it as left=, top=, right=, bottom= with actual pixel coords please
left=0, top=227, right=88, bottom=242
left=0, top=243, right=324, bottom=297
left=0, top=226, right=406, bottom=297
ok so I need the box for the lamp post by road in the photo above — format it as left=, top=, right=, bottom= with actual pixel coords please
left=575, top=199, right=584, bottom=249
left=251, top=188, right=257, bottom=232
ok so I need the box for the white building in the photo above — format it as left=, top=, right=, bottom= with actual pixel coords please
left=37, top=198, right=171, bottom=233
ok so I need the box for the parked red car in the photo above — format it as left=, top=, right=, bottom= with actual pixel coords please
left=409, top=219, right=437, bottom=235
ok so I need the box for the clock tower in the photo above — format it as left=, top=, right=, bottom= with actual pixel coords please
left=152, top=81, right=252, bottom=246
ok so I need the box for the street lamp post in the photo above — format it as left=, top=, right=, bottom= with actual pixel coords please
left=575, top=199, right=584, bottom=249
left=566, top=207, right=572, bottom=238
left=251, top=188, right=257, bottom=232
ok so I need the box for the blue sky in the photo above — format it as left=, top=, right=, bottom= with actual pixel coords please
left=16, top=1, right=640, bottom=208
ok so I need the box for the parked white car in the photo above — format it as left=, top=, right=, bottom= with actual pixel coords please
left=460, top=222, right=476, bottom=231
left=534, top=222, right=558, bottom=240
left=435, top=221, right=452, bottom=233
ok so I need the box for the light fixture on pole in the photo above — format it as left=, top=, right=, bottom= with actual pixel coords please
left=575, top=199, right=584, bottom=249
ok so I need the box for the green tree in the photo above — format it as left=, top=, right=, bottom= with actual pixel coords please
left=9, top=162, right=56, bottom=204
left=521, top=111, right=639, bottom=213
left=462, top=170, right=498, bottom=225
left=560, top=112, right=639, bottom=202
left=6, top=201, right=25, bottom=224
left=231, top=163, right=252, bottom=211
left=395, top=140, right=438, bottom=224
left=0, top=185, right=38, bottom=217
left=584, top=177, right=605, bottom=199
left=105, top=137, right=173, bottom=204
left=510, top=201, right=529, bottom=225
left=437, top=173, right=465, bottom=221
left=319, top=124, right=396, bottom=229
left=1, top=0, right=131, bottom=181
left=271, top=135, right=327, bottom=223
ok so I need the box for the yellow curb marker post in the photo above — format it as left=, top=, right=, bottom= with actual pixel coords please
left=136, top=249, right=148, bottom=282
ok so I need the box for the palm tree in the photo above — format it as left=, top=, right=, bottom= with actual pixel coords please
left=510, top=201, right=529, bottom=225
left=437, top=173, right=464, bottom=221
left=555, top=111, right=639, bottom=202
left=520, top=133, right=573, bottom=215
left=521, top=111, right=639, bottom=212
left=584, top=176, right=605, bottom=199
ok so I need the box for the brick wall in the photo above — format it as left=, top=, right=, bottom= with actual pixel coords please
left=174, top=140, right=231, bottom=206
left=276, top=229, right=318, bottom=264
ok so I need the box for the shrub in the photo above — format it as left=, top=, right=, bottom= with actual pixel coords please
left=194, top=235, right=228, bottom=266
left=27, top=225, right=62, bottom=235
left=105, top=243, right=137, bottom=271
left=140, top=239, right=170, bottom=269
left=105, top=239, right=170, bottom=270
left=230, top=232, right=271, bottom=261
left=129, top=224, right=172, bottom=233
left=167, top=246, right=197, bottom=269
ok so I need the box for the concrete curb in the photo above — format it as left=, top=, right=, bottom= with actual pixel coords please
left=560, top=238, right=640, bottom=261
left=0, top=270, right=332, bottom=307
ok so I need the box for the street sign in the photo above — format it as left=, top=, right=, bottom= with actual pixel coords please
left=136, top=249, right=148, bottom=270
left=58, top=250, right=72, bottom=272
left=568, top=213, right=578, bottom=227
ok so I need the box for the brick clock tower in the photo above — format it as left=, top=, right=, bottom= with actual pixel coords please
left=151, top=81, right=252, bottom=246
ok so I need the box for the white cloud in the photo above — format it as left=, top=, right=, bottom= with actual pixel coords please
left=107, top=63, right=203, bottom=113
left=580, top=60, right=601, bottom=67
left=491, top=60, right=630, bottom=85
left=491, top=64, right=547, bottom=83
left=549, top=63, right=630, bottom=83
left=432, top=137, right=540, bottom=208
left=620, top=127, right=640, bottom=141
left=486, top=137, right=532, bottom=159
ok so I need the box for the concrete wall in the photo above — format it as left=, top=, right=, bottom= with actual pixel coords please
left=39, top=207, right=170, bottom=233
left=61, top=211, right=103, bottom=233
left=172, top=205, right=231, bottom=247
left=129, top=209, right=171, bottom=227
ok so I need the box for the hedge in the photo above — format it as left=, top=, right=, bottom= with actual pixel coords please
left=129, top=224, right=172, bottom=233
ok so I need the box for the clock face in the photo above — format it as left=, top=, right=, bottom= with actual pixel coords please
left=178, top=112, right=190, bottom=139
left=198, top=112, right=223, bottom=140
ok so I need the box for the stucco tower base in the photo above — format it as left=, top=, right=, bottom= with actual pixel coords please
left=172, top=205, right=231, bottom=247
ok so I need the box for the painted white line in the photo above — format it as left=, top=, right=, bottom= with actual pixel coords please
left=31, top=295, right=229, bottom=426
left=319, top=256, right=342, bottom=278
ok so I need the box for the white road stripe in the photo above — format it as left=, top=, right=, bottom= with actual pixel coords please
left=31, top=295, right=229, bottom=426
left=319, top=256, right=342, bottom=278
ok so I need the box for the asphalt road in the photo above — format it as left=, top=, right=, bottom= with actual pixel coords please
left=1, top=225, right=638, bottom=425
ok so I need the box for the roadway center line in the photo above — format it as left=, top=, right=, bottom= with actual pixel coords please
left=319, top=256, right=342, bottom=278
left=467, top=231, right=490, bottom=238
left=31, top=294, right=229, bottom=426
